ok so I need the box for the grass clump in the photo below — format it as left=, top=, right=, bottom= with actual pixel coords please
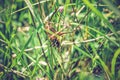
left=0, top=0, right=120, bottom=80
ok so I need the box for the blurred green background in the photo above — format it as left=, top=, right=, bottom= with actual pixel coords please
left=0, top=0, right=120, bottom=80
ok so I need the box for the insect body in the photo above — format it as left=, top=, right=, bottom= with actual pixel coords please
left=45, top=22, right=60, bottom=47
left=45, top=22, right=72, bottom=47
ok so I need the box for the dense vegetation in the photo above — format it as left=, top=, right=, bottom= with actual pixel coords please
left=0, top=0, right=120, bottom=80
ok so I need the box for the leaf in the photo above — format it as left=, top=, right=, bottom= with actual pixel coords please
left=111, top=48, right=120, bottom=79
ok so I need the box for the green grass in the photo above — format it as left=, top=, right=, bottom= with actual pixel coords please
left=0, top=0, right=120, bottom=80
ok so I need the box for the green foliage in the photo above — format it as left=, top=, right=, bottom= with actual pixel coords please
left=0, top=0, right=120, bottom=80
